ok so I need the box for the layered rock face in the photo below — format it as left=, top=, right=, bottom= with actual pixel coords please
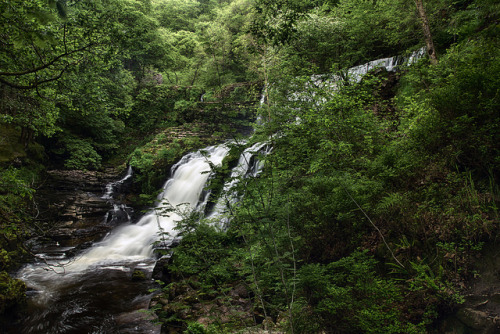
left=33, top=168, right=133, bottom=248
left=438, top=243, right=500, bottom=334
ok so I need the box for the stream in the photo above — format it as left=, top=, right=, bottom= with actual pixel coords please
left=11, top=143, right=241, bottom=334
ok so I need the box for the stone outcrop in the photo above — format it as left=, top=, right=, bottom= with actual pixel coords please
left=438, top=243, right=500, bottom=333
left=33, top=168, right=132, bottom=248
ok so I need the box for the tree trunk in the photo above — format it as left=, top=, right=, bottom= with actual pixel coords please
left=415, top=0, right=438, bottom=65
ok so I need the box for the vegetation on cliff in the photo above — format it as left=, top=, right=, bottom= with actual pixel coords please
left=1, top=0, right=499, bottom=332
left=152, top=0, right=500, bottom=333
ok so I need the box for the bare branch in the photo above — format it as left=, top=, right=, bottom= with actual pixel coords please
left=341, top=182, right=406, bottom=269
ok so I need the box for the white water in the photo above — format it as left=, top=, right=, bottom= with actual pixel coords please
left=208, top=142, right=270, bottom=226
left=346, top=47, right=426, bottom=82
left=72, top=144, right=228, bottom=269
left=18, top=144, right=231, bottom=299
left=289, top=47, right=427, bottom=105
left=102, top=165, right=133, bottom=200
left=74, top=145, right=227, bottom=268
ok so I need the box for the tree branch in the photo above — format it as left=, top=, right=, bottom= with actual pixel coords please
left=0, top=43, right=93, bottom=77
left=0, top=63, right=73, bottom=90
left=414, top=0, right=438, bottom=65
left=341, top=181, right=406, bottom=269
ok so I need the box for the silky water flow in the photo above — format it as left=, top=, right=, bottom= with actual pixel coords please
left=14, top=144, right=231, bottom=334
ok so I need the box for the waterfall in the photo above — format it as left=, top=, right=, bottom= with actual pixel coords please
left=346, top=47, right=426, bottom=82
left=101, top=165, right=134, bottom=226
left=12, top=143, right=238, bottom=333
left=18, top=144, right=231, bottom=307
left=258, top=48, right=427, bottom=116
left=73, top=144, right=229, bottom=267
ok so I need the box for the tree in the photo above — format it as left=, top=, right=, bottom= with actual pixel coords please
left=414, top=0, right=438, bottom=64
left=0, top=0, right=127, bottom=139
left=153, top=0, right=201, bottom=32
left=0, top=0, right=119, bottom=90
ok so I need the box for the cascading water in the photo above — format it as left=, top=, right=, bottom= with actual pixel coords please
left=11, top=48, right=425, bottom=332
left=289, top=47, right=427, bottom=105
left=102, top=165, right=134, bottom=226
left=69, top=144, right=229, bottom=269
left=102, top=166, right=133, bottom=201
left=14, top=144, right=231, bottom=334
left=208, top=141, right=271, bottom=227
left=345, top=47, right=426, bottom=82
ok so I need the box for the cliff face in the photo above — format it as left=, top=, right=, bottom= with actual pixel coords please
left=438, top=243, right=500, bottom=334
left=32, top=168, right=133, bottom=249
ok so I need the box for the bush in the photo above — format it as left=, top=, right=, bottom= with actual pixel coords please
left=62, top=137, right=102, bottom=170
left=295, top=251, right=421, bottom=334
left=0, top=271, right=25, bottom=314
left=398, top=37, right=500, bottom=177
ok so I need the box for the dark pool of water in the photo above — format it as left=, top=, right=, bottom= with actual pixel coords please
left=6, top=262, right=160, bottom=334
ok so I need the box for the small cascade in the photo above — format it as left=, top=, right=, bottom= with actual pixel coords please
left=259, top=49, right=426, bottom=98
left=102, top=166, right=134, bottom=226
left=346, top=47, right=426, bottom=82
left=71, top=144, right=230, bottom=268
left=259, top=48, right=427, bottom=113
left=208, top=141, right=272, bottom=227
left=20, top=145, right=230, bottom=276
left=102, top=165, right=133, bottom=200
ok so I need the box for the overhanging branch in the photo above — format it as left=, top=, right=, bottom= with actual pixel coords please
left=0, top=43, right=93, bottom=77
left=0, top=63, right=73, bottom=90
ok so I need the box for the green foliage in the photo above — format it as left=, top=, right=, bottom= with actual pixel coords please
left=0, top=166, right=36, bottom=315
left=0, top=271, right=25, bottom=314
left=256, top=0, right=424, bottom=73
left=153, top=0, right=260, bottom=88
left=153, top=0, right=202, bottom=32
left=1, top=0, right=499, bottom=331
left=130, top=85, right=199, bottom=132
left=60, top=137, right=102, bottom=170
left=128, top=129, right=212, bottom=196
left=446, top=0, right=500, bottom=42
left=184, top=322, right=207, bottom=334
left=296, top=251, right=420, bottom=334
left=171, top=222, right=237, bottom=289
left=1, top=0, right=261, bottom=170
left=184, top=321, right=221, bottom=334
left=0, top=167, right=35, bottom=229
left=428, top=39, right=500, bottom=174
left=237, top=9, right=500, bottom=328
left=253, top=0, right=312, bottom=45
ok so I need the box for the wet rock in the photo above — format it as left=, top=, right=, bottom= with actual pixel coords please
left=439, top=242, right=500, bottom=333
left=456, top=308, right=497, bottom=332
left=114, top=310, right=161, bottom=334
left=152, top=255, right=173, bottom=281
left=33, top=168, right=132, bottom=248
left=132, top=269, right=147, bottom=281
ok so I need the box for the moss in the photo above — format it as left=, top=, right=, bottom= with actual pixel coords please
left=131, top=269, right=147, bottom=281
left=128, top=123, right=220, bottom=197
left=0, top=126, right=26, bottom=163
left=0, top=271, right=26, bottom=314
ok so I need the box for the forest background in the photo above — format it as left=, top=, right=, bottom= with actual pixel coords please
left=1, top=0, right=499, bottom=333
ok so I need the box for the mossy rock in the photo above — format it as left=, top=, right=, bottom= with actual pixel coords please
left=0, top=271, right=26, bottom=314
left=131, top=269, right=147, bottom=281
